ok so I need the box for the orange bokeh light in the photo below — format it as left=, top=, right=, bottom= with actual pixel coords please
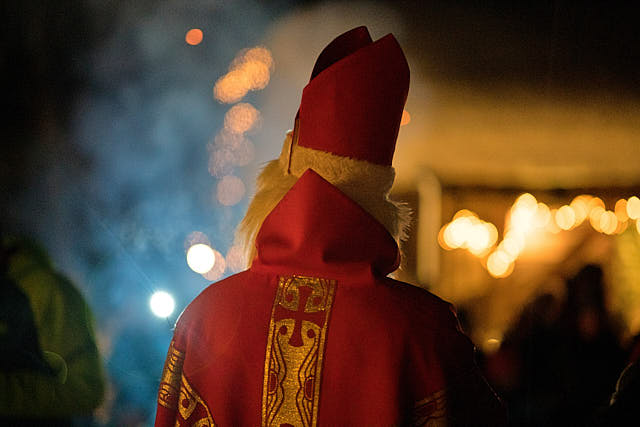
left=185, top=29, right=203, bottom=46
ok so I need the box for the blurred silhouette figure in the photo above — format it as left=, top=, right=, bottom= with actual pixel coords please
left=0, top=233, right=105, bottom=425
left=552, top=264, right=625, bottom=425
left=485, top=264, right=625, bottom=426
left=484, top=293, right=562, bottom=426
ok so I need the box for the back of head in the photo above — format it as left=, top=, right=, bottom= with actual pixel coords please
left=235, top=27, right=411, bottom=267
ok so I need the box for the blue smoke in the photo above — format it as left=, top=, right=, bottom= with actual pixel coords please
left=64, top=1, right=291, bottom=423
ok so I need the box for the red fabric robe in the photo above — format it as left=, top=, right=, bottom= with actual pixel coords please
left=155, top=170, right=506, bottom=426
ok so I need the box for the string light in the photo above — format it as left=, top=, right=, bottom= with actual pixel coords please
left=439, top=193, right=640, bottom=279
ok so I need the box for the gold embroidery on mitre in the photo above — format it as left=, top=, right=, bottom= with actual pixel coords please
left=158, top=341, right=185, bottom=410
left=412, top=389, right=447, bottom=427
left=262, top=275, right=336, bottom=427
left=178, top=374, right=216, bottom=427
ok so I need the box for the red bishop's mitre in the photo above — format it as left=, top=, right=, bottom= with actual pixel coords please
left=296, top=26, right=410, bottom=166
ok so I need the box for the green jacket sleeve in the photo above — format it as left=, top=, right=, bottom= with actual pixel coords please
left=1, top=255, right=105, bottom=417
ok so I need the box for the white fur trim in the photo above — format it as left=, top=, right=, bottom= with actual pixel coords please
left=235, top=132, right=411, bottom=269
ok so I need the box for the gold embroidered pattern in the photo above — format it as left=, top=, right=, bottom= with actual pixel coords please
left=158, top=341, right=185, bottom=410
left=412, top=389, right=447, bottom=427
left=262, top=275, right=336, bottom=427
left=177, top=375, right=216, bottom=427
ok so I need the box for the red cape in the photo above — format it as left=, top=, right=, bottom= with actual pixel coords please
left=155, top=170, right=506, bottom=426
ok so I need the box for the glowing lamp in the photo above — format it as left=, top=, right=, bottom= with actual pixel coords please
left=187, top=243, right=216, bottom=274
left=150, top=291, right=175, bottom=318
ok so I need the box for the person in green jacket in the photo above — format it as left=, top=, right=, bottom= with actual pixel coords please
left=0, top=234, right=105, bottom=424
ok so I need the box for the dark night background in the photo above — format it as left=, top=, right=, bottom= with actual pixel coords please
left=1, top=1, right=639, bottom=425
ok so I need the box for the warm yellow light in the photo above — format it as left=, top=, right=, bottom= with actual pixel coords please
left=185, top=28, right=204, bottom=46
left=487, top=250, right=514, bottom=278
left=615, top=199, right=629, bottom=222
left=400, top=110, right=411, bottom=126
left=438, top=224, right=453, bottom=250
left=627, top=196, right=640, bottom=220
left=485, top=222, right=499, bottom=248
left=468, top=223, right=492, bottom=255
left=242, top=46, right=274, bottom=69
left=186, top=243, right=216, bottom=274
left=515, top=193, right=538, bottom=209
left=546, top=209, right=561, bottom=234
left=555, top=205, right=576, bottom=230
left=484, top=338, right=502, bottom=354
left=599, top=211, right=618, bottom=235
left=588, top=197, right=605, bottom=212
left=509, top=193, right=538, bottom=233
left=213, top=70, right=250, bottom=104
left=614, top=219, right=628, bottom=235
left=224, top=103, right=260, bottom=134
left=533, top=203, right=551, bottom=228
left=589, top=206, right=605, bottom=232
left=444, top=217, right=473, bottom=248
left=453, top=209, right=477, bottom=220
left=501, top=231, right=525, bottom=259
left=213, top=46, right=274, bottom=103
left=636, top=219, right=640, bottom=234
left=570, top=195, right=591, bottom=225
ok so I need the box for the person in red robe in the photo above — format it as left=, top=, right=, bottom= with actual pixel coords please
left=155, top=26, right=506, bottom=427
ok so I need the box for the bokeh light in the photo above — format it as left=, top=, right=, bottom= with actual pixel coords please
left=444, top=216, right=473, bottom=249
left=487, top=250, right=514, bottom=278
left=184, top=231, right=210, bottom=249
left=555, top=205, right=576, bottom=230
left=213, top=46, right=274, bottom=103
left=509, top=193, right=538, bottom=233
left=440, top=210, right=498, bottom=256
left=225, top=244, right=245, bottom=273
left=202, top=249, right=226, bottom=282
left=186, top=243, right=216, bottom=274
left=589, top=206, right=606, bottom=232
left=615, top=199, right=629, bottom=222
left=570, top=195, right=591, bottom=225
left=599, top=210, right=618, bottom=235
left=533, top=203, right=551, bottom=228
left=500, top=231, right=525, bottom=259
left=627, top=196, right=640, bottom=220
left=149, top=291, right=175, bottom=318
left=185, top=28, right=203, bottom=46
left=224, top=103, right=261, bottom=134
left=216, top=175, right=246, bottom=206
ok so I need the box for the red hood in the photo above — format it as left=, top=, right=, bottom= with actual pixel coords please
left=251, top=170, right=400, bottom=281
